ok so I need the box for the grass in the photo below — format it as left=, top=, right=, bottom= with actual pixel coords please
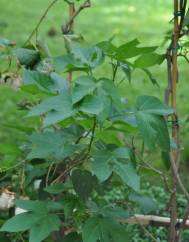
left=1, top=0, right=189, bottom=164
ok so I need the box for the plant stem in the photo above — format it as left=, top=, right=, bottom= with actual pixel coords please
left=169, top=1, right=179, bottom=241
left=24, top=0, right=59, bottom=45
left=62, top=0, right=91, bottom=34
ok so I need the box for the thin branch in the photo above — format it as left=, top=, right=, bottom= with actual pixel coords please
left=170, top=154, right=189, bottom=201
left=24, top=0, right=59, bottom=45
left=87, top=117, right=96, bottom=154
left=178, top=53, right=189, bottom=63
left=168, top=1, right=180, bottom=240
left=62, top=0, right=91, bottom=34
left=52, top=118, right=96, bottom=184
left=123, top=138, right=171, bottom=192
left=112, top=61, right=119, bottom=82
left=46, top=162, right=55, bottom=187
left=164, top=50, right=172, bottom=105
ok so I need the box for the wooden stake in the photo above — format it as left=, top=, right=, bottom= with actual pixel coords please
left=169, top=1, right=180, bottom=241
left=124, top=215, right=189, bottom=229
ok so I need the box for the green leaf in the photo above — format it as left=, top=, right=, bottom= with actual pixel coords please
left=23, top=69, right=69, bottom=94
left=16, top=200, right=63, bottom=213
left=184, top=8, right=189, bottom=27
left=28, top=92, right=74, bottom=126
left=120, top=62, right=132, bottom=82
left=110, top=121, right=137, bottom=134
left=64, top=233, right=83, bottom=242
left=0, top=38, right=13, bottom=47
left=142, top=68, right=159, bottom=86
left=71, top=169, right=98, bottom=200
left=136, top=111, right=170, bottom=150
left=1, top=200, right=62, bottom=242
left=54, top=53, right=87, bottom=72
left=135, top=95, right=173, bottom=150
left=72, top=76, right=97, bottom=104
left=29, top=214, right=61, bottom=242
left=136, top=95, right=173, bottom=115
left=92, top=148, right=139, bottom=191
left=50, top=72, right=69, bottom=92
left=129, top=193, right=158, bottom=214
left=45, top=183, right=71, bottom=194
left=82, top=217, right=101, bottom=242
left=102, top=207, right=130, bottom=220
left=13, top=48, right=40, bottom=67
left=82, top=217, right=129, bottom=242
left=92, top=150, right=113, bottom=182
left=79, top=94, right=104, bottom=115
left=28, top=131, right=78, bottom=160
left=97, top=41, right=117, bottom=56
left=72, top=46, right=104, bottom=69
left=115, top=39, right=157, bottom=60
left=114, top=161, right=140, bottom=192
left=98, top=78, right=124, bottom=113
left=134, top=53, right=165, bottom=68
left=161, top=151, right=171, bottom=170
left=112, top=147, right=130, bottom=159
left=96, top=130, right=123, bottom=146
left=16, top=200, right=48, bottom=213
left=0, top=213, right=39, bottom=232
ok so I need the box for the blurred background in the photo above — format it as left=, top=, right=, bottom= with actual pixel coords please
left=0, top=0, right=189, bottom=175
